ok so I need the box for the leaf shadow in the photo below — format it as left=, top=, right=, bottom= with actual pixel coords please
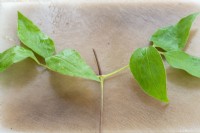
left=0, top=59, right=39, bottom=89
left=166, top=67, right=200, bottom=90
left=1, top=71, right=100, bottom=132
left=49, top=71, right=100, bottom=108
left=20, top=42, right=46, bottom=64
left=130, top=80, right=169, bottom=108
left=184, top=29, right=198, bottom=51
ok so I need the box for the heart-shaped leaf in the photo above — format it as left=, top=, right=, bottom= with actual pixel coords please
left=18, top=11, right=55, bottom=58
left=129, top=46, right=168, bottom=102
left=45, top=49, right=100, bottom=82
left=150, top=13, right=199, bottom=51
left=0, top=46, right=39, bottom=72
left=164, top=50, right=200, bottom=78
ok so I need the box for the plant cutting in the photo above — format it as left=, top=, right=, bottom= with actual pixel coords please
left=0, top=11, right=200, bottom=132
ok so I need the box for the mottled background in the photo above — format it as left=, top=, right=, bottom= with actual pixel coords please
left=0, top=0, right=200, bottom=133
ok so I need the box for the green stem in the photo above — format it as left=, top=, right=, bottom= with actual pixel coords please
left=101, top=65, right=129, bottom=80
left=99, top=76, right=104, bottom=133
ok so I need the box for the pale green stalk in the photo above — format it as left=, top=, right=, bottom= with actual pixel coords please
left=99, top=76, right=104, bottom=133
left=101, top=65, right=129, bottom=79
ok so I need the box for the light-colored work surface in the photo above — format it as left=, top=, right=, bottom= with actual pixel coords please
left=1, top=0, right=200, bottom=133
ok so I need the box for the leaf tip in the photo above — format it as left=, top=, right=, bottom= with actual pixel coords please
left=152, top=95, right=169, bottom=103
left=193, top=12, right=200, bottom=16
left=161, top=97, right=169, bottom=103
left=17, top=11, right=23, bottom=18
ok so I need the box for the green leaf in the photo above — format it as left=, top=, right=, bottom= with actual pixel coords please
left=129, top=46, right=168, bottom=102
left=17, top=11, right=55, bottom=58
left=164, top=50, right=200, bottom=78
left=45, top=49, right=100, bottom=82
left=0, top=46, right=39, bottom=72
left=150, top=13, right=199, bottom=51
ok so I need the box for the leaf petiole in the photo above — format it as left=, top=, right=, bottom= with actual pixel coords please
left=38, top=63, right=50, bottom=69
left=158, top=51, right=164, bottom=55
left=101, top=65, right=129, bottom=80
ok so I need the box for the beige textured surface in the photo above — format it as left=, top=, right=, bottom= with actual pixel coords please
left=1, top=1, right=200, bottom=133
